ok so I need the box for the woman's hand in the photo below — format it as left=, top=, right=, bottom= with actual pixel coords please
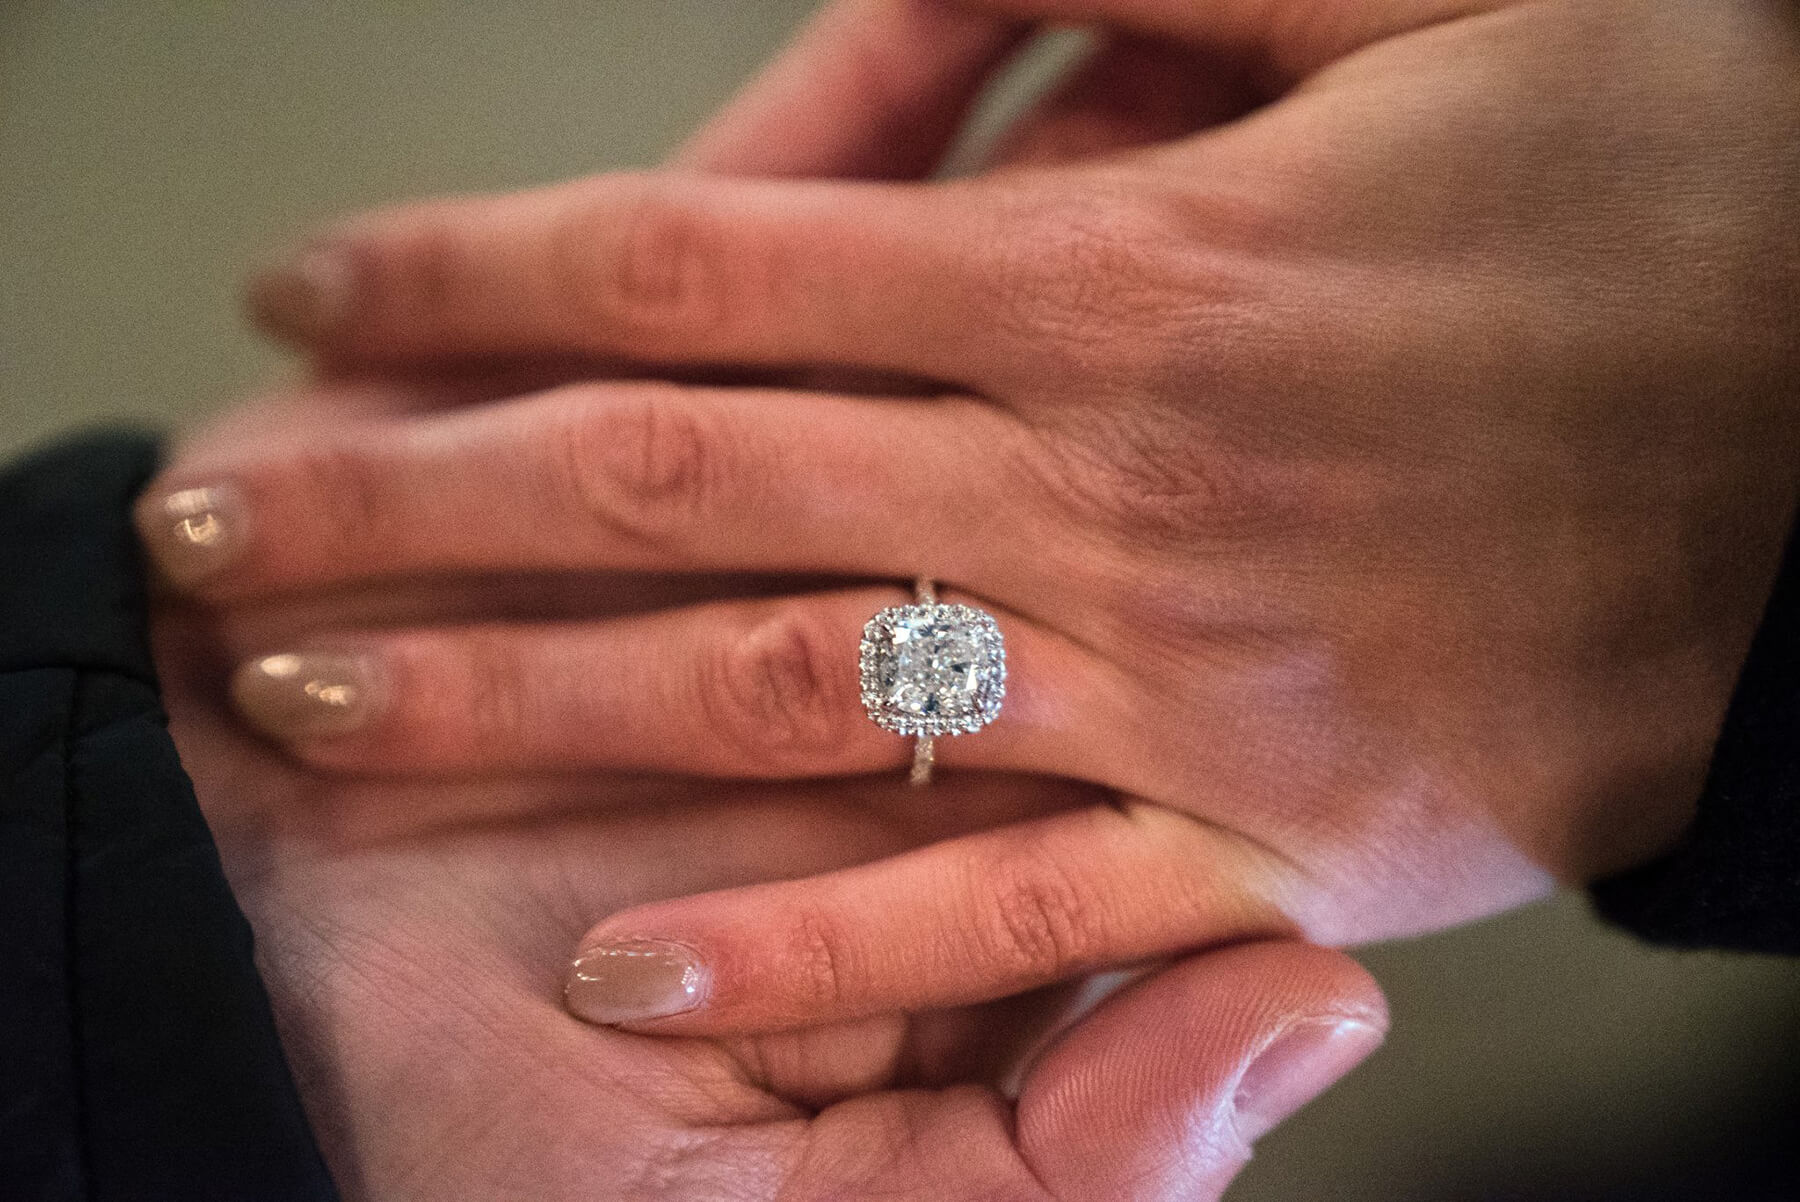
left=139, top=0, right=1800, bottom=1036
left=157, top=594, right=1384, bottom=1201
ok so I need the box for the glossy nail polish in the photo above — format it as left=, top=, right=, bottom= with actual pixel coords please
left=232, top=652, right=381, bottom=741
left=139, top=484, right=245, bottom=587
left=1233, top=1017, right=1384, bottom=1144
left=564, top=939, right=707, bottom=1026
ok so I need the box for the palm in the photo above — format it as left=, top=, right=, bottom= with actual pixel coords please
left=163, top=610, right=753, bottom=1196
left=154, top=599, right=1131, bottom=1199
left=156, top=591, right=1379, bottom=1202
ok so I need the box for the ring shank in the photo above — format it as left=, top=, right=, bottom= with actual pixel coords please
left=910, top=735, right=935, bottom=787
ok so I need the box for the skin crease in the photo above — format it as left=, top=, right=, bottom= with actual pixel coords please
left=144, top=0, right=1799, bottom=1045
left=158, top=595, right=1387, bottom=1200
left=143, top=13, right=1392, bottom=1196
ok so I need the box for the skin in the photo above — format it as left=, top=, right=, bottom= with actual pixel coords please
left=139, top=0, right=1800, bottom=1047
left=156, top=590, right=1385, bottom=1201
left=139, top=15, right=1387, bottom=1194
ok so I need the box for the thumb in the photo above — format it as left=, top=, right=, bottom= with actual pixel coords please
left=1017, top=941, right=1386, bottom=1201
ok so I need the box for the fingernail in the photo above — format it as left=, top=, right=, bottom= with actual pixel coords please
left=138, top=484, right=246, bottom=587
left=1233, top=1017, right=1384, bottom=1145
left=248, top=245, right=355, bottom=343
left=564, top=939, right=707, bottom=1026
left=232, top=652, right=383, bottom=740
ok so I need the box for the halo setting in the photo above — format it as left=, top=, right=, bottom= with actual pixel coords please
left=859, top=602, right=1006, bottom=738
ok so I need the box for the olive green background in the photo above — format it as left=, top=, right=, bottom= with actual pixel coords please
left=4, top=4, right=1796, bottom=1198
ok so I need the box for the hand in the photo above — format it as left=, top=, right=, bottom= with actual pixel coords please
left=137, top=0, right=1800, bottom=1038
left=155, top=588, right=1384, bottom=1200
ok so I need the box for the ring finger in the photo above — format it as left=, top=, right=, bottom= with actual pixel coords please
left=227, top=586, right=1139, bottom=784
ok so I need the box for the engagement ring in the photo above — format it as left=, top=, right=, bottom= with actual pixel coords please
left=859, top=578, right=1006, bottom=786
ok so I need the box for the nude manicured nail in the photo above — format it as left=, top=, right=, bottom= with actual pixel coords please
left=232, top=653, right=382, bottom=740
left=138, top=484, right=245, bottom=587
left=1233, top=1017, right=1384, bottom=1144
left=248, top=246, right=354, bottom=343
left=564, top=940, right=707, bottom=1026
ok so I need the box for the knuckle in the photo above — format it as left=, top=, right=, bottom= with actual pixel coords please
left=1028, top=416, right=1268, bottom=553
left=787, top=910, right=851, bottom=1010
left=551, top=386, right=725, bottom=554
left=380, top=216, right=464, bottom=335
left=701, top=607, right=855, bottom=768
left=563, top=175, right=737, bottom=348
left=328, top=204, right=464, bottom=341
left=984, top=179, right=1192, bottom=374
left=978, top=173, right=1274, bottom=401
left=453, top=631, right=532, bottom=756
left=968, top=853, right=1101, bottom=983
left=284, top=442, right=391, bottom=554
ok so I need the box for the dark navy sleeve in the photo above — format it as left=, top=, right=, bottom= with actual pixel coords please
left=0, top=432, right=338, bottom=1201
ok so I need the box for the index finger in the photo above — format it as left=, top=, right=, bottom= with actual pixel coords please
left=563, top=802, right=1301, bottom=1034
left=247, top=168, right=1062, bottom=397
left=675, top=0, right=1030, bottom=179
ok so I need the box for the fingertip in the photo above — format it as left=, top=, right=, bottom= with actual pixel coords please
left=1017, top=942, right=1387, bottom=1201
left=1231, top=1012, right=1384, bottom=1146
left=246, top=243, right=359, bottom=347
left=563, top=938, right=711, bottom=1028
left=230, top=650, right=386, bottom=743
left=133, top=479, right=249, bottom=591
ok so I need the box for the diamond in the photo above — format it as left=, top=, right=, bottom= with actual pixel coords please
left=860, top=602, right=1006, bottom=737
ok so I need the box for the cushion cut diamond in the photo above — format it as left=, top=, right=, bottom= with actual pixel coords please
left=860, top=602, right=1005, bottom=737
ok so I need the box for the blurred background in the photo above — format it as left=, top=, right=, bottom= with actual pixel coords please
left=4, top=4, right=1797, bottom=1198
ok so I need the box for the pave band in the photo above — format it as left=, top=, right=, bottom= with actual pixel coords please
left=911, top=731, right=936, bottom=787
left=860, top=577, right=1007, bottom=787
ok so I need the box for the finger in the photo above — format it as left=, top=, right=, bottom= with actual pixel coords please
left=223, top=587, right=1119, bottom=782
left=135, top=381, right=1054, bottom=600
left=926, top=0, right=1503, bottom=82
left=984, top=32, right=1260, bottom=169
left=676, top=0, right=1030, bottom=179
left=562, top=802, right=1301, bottom=1034
left=764, top=942, right=1382, bottom=1200
left=245, top=169, right=1044, bottom=393
left=1015, top=941, right=1386, bottom=1200
left=197, top=570, right=817, bottom=646
left=156, top=367, right=647, bottom=471
left=724, top=978, right=1090, bottom=1108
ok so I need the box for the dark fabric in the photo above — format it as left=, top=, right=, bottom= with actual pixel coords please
left=0, top=432, right=337, bottom=1202
left=1592, top=514, right=1800, bottom=953
left=0, top=436, right=160, bottom=682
